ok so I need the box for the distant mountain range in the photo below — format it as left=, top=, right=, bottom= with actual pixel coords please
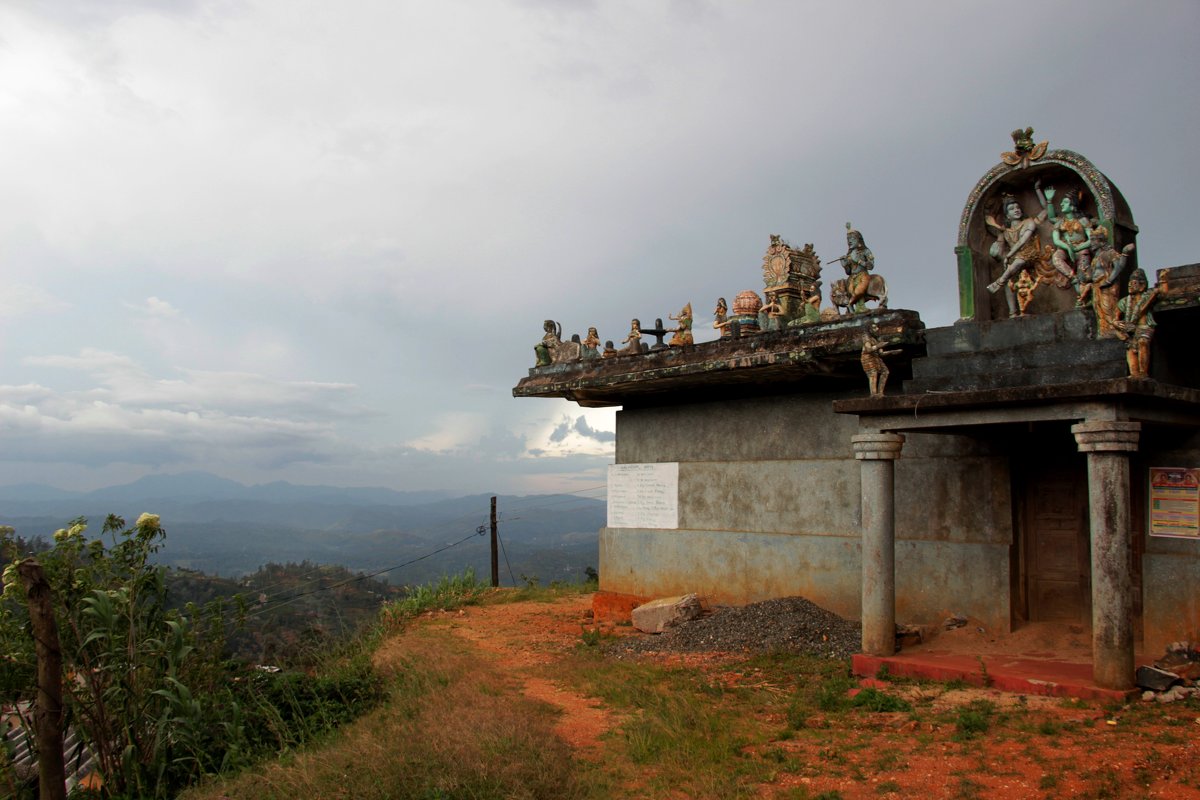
left=0, top=472, right=605, bottom=586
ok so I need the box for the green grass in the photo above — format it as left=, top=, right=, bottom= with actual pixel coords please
left=383, top=569, right=490, bottom=620
left=182, top=625, right=591, bottom=800
left=951, top=699, right=996, bottom=741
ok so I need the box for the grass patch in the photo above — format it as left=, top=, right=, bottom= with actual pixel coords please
left=382, top=569, right=490, bottom=621
left=181, top=627, right=589, bottom=800
left=951, top=699, right=996, bottom=741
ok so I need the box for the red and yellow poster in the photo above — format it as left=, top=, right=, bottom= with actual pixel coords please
left=1149, top=467, right=1200, bottom=538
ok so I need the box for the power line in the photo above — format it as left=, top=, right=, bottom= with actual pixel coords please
left=244, top=526, right=487, bottom=619
left=496, top=527, right=516, bottom=587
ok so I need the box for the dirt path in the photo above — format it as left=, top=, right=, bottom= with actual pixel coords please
left=411, top=594, right=1200, bottom=799
left=437, top=595, right=619, bottom=756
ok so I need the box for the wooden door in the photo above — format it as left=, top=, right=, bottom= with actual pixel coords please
left=1023, top=460, right=1090, bottom=624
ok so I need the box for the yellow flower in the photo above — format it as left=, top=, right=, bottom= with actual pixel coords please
left=135, top=513, right=161, bottom=532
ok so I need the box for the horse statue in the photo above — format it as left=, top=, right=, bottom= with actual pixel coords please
left=830, top=275, right=888, bottom=315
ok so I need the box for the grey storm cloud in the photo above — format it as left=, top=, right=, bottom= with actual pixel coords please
left=0, top=0, right=1195, bottom=493
left=548, top=415, right=617, bottom=445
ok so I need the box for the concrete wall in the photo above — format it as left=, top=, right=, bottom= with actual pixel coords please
left=602, top=393, right=1015, bottom=632
left=1138, top=427, right=1200, bottom=655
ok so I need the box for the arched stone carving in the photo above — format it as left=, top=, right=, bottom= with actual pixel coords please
left=955, top=146, right=1138, bottom=322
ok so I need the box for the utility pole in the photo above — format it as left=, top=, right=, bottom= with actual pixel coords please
left=490, top=496, right=499, bottom=587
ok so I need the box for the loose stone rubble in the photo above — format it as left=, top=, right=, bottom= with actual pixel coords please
left=610, top=596, right=862, bottom=660
left=1139, top=640, right=1200, bottom=702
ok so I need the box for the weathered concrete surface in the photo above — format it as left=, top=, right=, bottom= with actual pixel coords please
left=1073, top=420, right=1140, bottom=690
left=616, top=393, right=859, bottom=463
left=513, top=310, right=925, bottom=407
left=631, top=594, right=702, bottom=633
left=598, top=527, right=863, bottom=621
left=895, top=455, right=1011, bottom=544
left=909, top=310, right=1128, bottom=393
left=894, top=540, right=1011, bottom=634
left=1142, top=551, right=1200, bottom=657
left=677, top=460, right=859, bottom=535
left=602, top=395, right=1017, bottom=635
left=597, top=528, right=1014, bottom=635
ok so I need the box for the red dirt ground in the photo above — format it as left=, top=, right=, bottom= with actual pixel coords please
left=424, top=594, right=1200, bottom=799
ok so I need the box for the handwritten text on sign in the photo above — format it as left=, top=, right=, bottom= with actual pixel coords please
left=607, top=463, right=679, bottom=529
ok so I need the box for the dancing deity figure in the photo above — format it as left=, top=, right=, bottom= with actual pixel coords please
left=985, top=185, right=1049, bottom=317
left=1040, top=186, right=1092, bottom=292
left=668, top=303, right=694, bottom=346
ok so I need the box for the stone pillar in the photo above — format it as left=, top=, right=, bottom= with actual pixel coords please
left=853, top=432, right=905, bottom=656
left=1071, top=420, right=1141, bottom=690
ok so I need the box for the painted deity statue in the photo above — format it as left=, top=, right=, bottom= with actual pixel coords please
left=1116, top=269, right=1157, bottom=379
left=621, top=319, right=644, bottom=355
left=1014, top=270, right=1039, bottom=316
left=713, top=297, right=730, bottom=337
left=1040, top=186, right=1092, bottom=291
left=668, top=303, right=694, bottom=346
left=985, top=187, right=1050, bottom=317
left=581, top=326, right=602, bottom=359
left=860, top=327, right=901, bottom=397
left=1078, top=226, right=1134, bottom=338
left=840, top=223, right=874, bottom=313
left=534, top=320, right=562, bottom=367
left=760, top=291, right=784, bottom=331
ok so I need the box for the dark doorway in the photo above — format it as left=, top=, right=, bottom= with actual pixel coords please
left=1012, top=432, right=1090, bottom=627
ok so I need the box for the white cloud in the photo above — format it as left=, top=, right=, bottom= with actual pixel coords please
left=0, top=284, right=71, bottom=317
left=1, top=348, right=366, bottom=468
left=125, top=295, right=180, bottom=318
left=406, top=412, right=489, bottom=453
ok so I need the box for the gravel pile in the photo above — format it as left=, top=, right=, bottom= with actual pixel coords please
left=609, top=596, right=861, bottom=660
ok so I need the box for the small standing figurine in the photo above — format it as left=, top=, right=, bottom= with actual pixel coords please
left=534, top=320, right=562, bottom=367
left=1116, top=269, right=1158, bottom=379
left=1078, top=226, right=1134, bottom=338
left=602, top=340, right=617, bottom=358
left=861, top=327, right=901, bottom=398
left=581, top=326, right=602, bottom=359
left=713, top=297, right=730, bottom=337
left=668, top=303, right=693, bottom=346
left=621, top=319, right=644, bottom=355
left=760, top=291, right=784, bottom=331
left=1014, top=270, right=1039, bottom=316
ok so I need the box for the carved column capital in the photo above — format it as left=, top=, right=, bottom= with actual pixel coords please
left=852, top=433, right=905, bottom=461
left=1071, top=420, right=1141, bottom=453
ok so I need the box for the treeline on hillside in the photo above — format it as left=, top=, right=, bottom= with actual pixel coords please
left=169, top=562, right=403, bottom=665
left=0, top=516, right=386, bottom=799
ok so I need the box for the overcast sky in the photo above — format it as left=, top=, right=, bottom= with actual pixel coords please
left=1, top=0, right=1197, bottom=495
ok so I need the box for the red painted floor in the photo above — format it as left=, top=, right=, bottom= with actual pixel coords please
left=852, top=650, right=1152, bottom=702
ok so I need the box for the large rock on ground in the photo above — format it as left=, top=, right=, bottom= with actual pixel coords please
left=632, top=594, right=701, bottom=634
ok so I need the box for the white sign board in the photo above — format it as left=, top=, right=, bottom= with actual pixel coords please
left=607, top=463, right=679, bottom=529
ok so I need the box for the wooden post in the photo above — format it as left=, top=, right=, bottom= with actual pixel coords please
left=17, top=559, right=67, bottom=800
left=490, top=496, right=499, bottom=587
